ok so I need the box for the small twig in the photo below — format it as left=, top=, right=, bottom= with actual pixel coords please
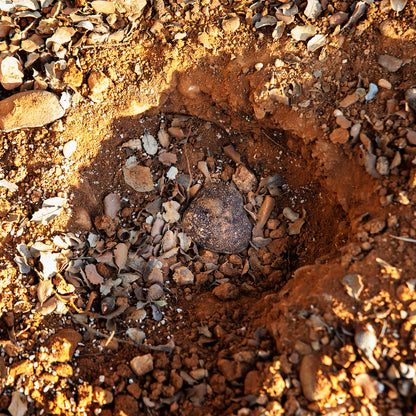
left=390, top=234, right=416, bottom=243
left=104, top=330, right=116, bottom=347
left=70, top=311, right=174, bottom=352
left=80, top=42, right=131, bottom=50
left=379, top=320, right=388, bottom=339
left=84, top=291, right=98, bottom=313
left=15, top=325, right=31, bottom=338
left=261, top=129, right=286, bottom=150
left=183, top=130, right=193, bottom=201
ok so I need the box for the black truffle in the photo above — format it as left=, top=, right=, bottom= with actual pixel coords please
left=182, top=183, right=252, bottom=254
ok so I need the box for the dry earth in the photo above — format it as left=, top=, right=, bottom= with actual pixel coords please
left=0, top=0, right=416, bottom=415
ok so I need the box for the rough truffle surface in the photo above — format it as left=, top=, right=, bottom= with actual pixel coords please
left=182, top=183, right=251, bottom=254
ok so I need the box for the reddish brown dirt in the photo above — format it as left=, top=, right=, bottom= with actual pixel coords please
left=1, top=1, right=416, bottom=415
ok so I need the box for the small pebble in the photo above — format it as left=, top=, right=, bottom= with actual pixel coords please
left=304, top=0, right=322, bottom=19
left=378, top=78, right=392, bottom=89
left=342, top=273, right=364, bottom=300
left=307, top=34, right=326, bottom=52
left=63, top=140, right=77, bottom=159
left=365, top=83, right=378, bottom=101
left=378, top=54, right=403, bottom=72
left=299, top=354, right=331, bottom=401
left=222, top=16, right=240, bottom=33
left=142, top=133, right=158, bottom=155
left=282, top=207, right=299, bottom=222
left=291, top=25, right=317, bottom=41
left=339, top=93, right=359, bottom=108
left=336, top=116, right=351, bottom=129
left=329, top=128, right=349, bottom=144
left=173, top=266, right=194, bottom=285
left=376, top=156, right=390, bottom=175
left=130, top=354, right=153, bottom=377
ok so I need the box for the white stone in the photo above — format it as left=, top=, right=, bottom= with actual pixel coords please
left=307, top=34, right=326, bottom=52
left=63, top=140, right=77, bottom=159
left=291, top=25, right=317, bottom=41
left=166, top=166, right=178, bottom=180
left=142, top=133, right=158, bottom=155
left=304, top=0, right=322, bottom=19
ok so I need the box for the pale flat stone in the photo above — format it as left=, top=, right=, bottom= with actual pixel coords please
left=0, top=91, right=65, bottom=132
left=123, top=164, right=154, bottom=192
left=291, top=25, right=317, bottom=41
left=222, top=16, right=240, bottom=33
left=114, top=0, right=146, bottom=14
left=91, top=0, right=115, bottom=14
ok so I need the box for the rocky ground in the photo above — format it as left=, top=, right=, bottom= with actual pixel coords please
left=0, top=0, right=416, bottom=415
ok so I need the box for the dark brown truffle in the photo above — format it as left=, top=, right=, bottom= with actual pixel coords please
left=182, top=183, right=252, bottom=254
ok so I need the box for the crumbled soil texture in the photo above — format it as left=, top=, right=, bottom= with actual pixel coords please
left=1, top=1, right=416, bottom=416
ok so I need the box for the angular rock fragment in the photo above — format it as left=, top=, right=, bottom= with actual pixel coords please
left=0, top=91, right=65, bottom=132
left=307, top=34, right=326, bottom=52
left=342, top=273, right=364, bottom=300
left=291, top=25, right=316, bottom=41
left=183, top=183, right=251, bottom=254
left=37, top=329, right=81, bottom=363
left=130, top=354, right=153, bottom=377
left=123, top=163, right=154, bottom=192
left=232, top=165, right=258, bottom=193
left=173, top=266, right=194, bottom=285
left=304, top=0, right=322, bottom=20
